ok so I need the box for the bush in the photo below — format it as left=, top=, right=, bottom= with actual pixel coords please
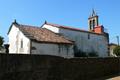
left=74, top=50, right=87, bottom=57
left=74, top=50, right=98, bottom=57
left=113, top=46, right=120, bottom=56
left=88, top=52, right=98, bottom=57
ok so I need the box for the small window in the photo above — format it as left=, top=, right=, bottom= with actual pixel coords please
left=21, top=39, right=23, bottom=48
left=88, top=34, right=90, bottom=39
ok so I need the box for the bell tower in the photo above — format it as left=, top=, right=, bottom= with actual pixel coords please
left=88, top=9, right=99, bottom=31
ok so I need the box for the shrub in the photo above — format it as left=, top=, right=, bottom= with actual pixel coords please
left=74, top=49, right=98, bottom=57
left=88, top=52, right=98, bottom=57
left=113, top=46, right=120, bottom=56
left=74, top=50, right=87, bottom=57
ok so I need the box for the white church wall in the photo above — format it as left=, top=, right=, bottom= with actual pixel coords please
left=8, top=25, right=30, bottom=54
left=42, top=24, right=59, bottom=33
left=8, top=25, right=19, bottom=53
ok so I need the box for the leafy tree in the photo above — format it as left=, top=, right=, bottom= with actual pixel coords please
left=0, top=36, right=4, bottom=49
left=113, top=46, right=120, bottom=56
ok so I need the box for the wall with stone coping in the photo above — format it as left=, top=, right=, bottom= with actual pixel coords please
left=0, top=54, right=119, bottom=80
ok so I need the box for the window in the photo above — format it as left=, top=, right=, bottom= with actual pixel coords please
left=90, top=21, right=92, bottom=30
left=93, top=19, right=95, bottom=28
left=88, top=34, right=90, bottom=39
left=21, top=39, right=23, bottom=48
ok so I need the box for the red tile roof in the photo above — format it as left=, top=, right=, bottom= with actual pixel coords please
left=15, top=23, right=73, bottom=44
left=46, top=22, right=86, bottom=31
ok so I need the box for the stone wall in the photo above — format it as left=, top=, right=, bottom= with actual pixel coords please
left=0, top=54, right=119, bottom=80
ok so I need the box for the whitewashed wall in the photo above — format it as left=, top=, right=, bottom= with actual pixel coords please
left=109, top=45, right=117, bottom=57
left=60, top=28, right=108, bottom=57
left=31, top=42, right=74, bottom=58
left=8, top=25, right=30, bottom=54
left=42, top=24, right=59, bottom=33
left=42, top=24, right=108, bottom=57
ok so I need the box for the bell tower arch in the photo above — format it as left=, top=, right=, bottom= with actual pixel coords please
left=88, top=9, right=99, bottom=31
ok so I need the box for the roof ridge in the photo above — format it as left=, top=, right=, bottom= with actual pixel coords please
left=45, top=22, right=87, bottom=31
left=46, top=22, right=78, bottom=28
left=19, top=24, right=40, bottom=28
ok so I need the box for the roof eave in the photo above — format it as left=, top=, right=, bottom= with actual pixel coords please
left=7, top=22, right=20, bottom=35
left=31, top=39, right=73, bottom=45
left=7, top=23, right=14, bottom=35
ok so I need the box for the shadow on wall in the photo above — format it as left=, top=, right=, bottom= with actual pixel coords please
left=74, top=45, right=98, bottom=57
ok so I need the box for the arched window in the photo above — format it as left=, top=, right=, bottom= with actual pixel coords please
left=21, top=39, right=23, bottom=48
left=93, top=19, right=95, bottom=28
left=90, top=20, right=92, bottom=30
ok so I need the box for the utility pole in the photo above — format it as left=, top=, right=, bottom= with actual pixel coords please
left=116, top=36, right=119, bottom=46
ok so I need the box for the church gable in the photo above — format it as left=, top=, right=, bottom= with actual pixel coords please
left=9, top=21, right=73, bottom=44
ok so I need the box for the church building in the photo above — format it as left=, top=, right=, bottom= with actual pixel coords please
left=8, top=10, right=109, bottom=57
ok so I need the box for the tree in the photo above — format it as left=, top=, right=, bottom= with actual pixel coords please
left=113, top=46, right=120, bottom=56
left=0, top=36, right=4, bottom=49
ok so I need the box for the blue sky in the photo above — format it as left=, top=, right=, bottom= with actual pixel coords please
left=0, top=0, right=120, bottom=43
